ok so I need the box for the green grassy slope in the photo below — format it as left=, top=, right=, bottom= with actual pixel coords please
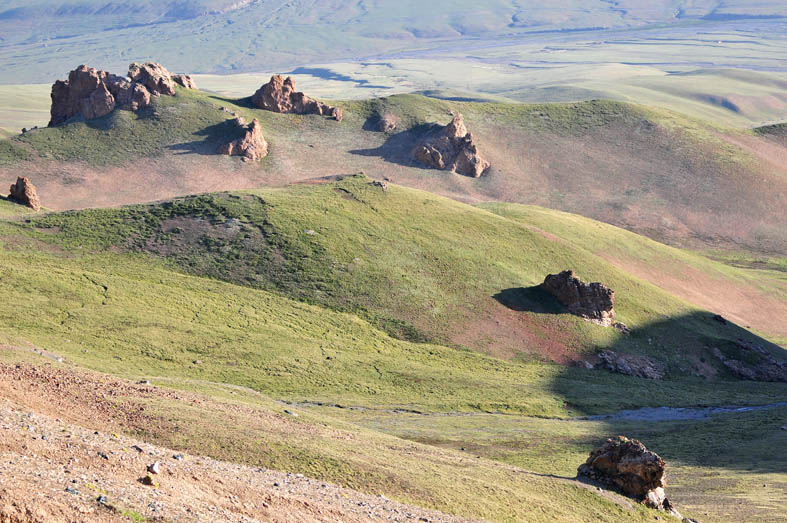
left=2, top=88, right=784, bottom=257
left=20, top=176, right=787, bottom=365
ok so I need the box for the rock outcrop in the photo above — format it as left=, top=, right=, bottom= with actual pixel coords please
left=173, top=74, right=197, bottom=90
left=8, top=177, right=41, bottom=211
left=578, top=436, right=681, bottom=517
left=218, top=118, right=268, bottom=162
left=378, top=113, right=397, bottom=133
left=413, top=114, right=490, bottom=177
left=49, top=62, right=194, bottom=126
left=251, top=75, right=340, bottom=119
left=712, top=340, right=787, bottom=382
left=597, top=351, right=666, bottom=380
left=541, top=270, right=615, bottom=326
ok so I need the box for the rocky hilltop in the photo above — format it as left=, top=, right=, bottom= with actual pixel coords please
left=251, top=75, right=342, bottom=120
left=49, top=62, right=195, bottom=126
left=414, top=113, right=490, bottom=177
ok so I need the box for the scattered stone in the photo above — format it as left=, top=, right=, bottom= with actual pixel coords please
left=712, top=314, right=727, bottom=325
left=131, top=445, right=144, bottom=453
left=172, top=74, right=197, bottom=90
left=147, top=462, right=160, bottom=475
left=371, top=180, right=388, bottom=191
left=541, top=270, right=615, bottom=326
left=712, top=341, right=787, bottom=383
left=96, top=495, right=108, bottom=505
left=8, top=177, right=41, bottom=211
left=173, top=454, right=184, bottom=461
left=597, top=351, right=666, bottom=380
left=284, top=409, right=299, bottom=417
left=578, top=436, right=681, bottom=517
left=251, top=75, right=340, bottom=119
left=137, top=380, right=151, bottom=385
left=97, top=452, right=109, bottom=460
left=413, top=113, right=490, bottom=177
left=65, top=487, right=79, bottom=495
left=49, top=62, right=194, bottom=126
left=140, top=474, right=159, bottom=487
left=192, top=360, right=202, bottom=365
left=378, top=113, right=397, bottom=133
left=218, top=118, right=268, bottom=161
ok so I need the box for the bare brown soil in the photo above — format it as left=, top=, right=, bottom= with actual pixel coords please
left=0, top=357, right=470, bottom=523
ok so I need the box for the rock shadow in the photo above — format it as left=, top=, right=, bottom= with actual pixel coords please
left=350, top=123, right=439, bottom=168
left=493, top=286, right=565, bottom=315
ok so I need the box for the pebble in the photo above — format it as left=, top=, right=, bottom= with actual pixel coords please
left=98, top=452, right=109, bottom=460
left=147, top=461, right=161, bottom=474
left=97, top=495, right=108, bottom=505
left=65, top=487, right=79, bottom=495
left=283, top=410, right=298, bottom=417
left=173, top=454, right=184, bottom=461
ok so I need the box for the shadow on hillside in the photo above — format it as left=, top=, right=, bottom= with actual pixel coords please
left=493, top=286, right=565, bottom=314
left=350, top=123, right=438, bottom=167
left=167, top=119, right=247, bottom=156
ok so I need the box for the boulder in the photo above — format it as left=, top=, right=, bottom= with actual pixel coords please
left=578, top=436, right=680, bottom=516
left=378, top=113, right=397, bottom=133
left=173, top=74, right=197, bottom=90
left=128, top=62, right=176, bottom=96
left=597, top=351, right=666, bottom=380
left=218, top=118, right=268, bottom=162
left=413, top=114, right=490, bottom=177
left=48, top=62, right=190, bottom=126
left=251, top=75, right=339, bottom=118
left=541, top=270, right=615, bottom=326
left=8, top=177, right=41, bottom=211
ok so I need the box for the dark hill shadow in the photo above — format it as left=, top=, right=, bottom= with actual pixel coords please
left=350, top=123, right=439, bottom=167
left=167, top=119, right=246, bottom=156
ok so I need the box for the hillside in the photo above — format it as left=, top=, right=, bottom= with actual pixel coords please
left=0, top=177, right=785, bottom=521
left=1, top=86, right=785, bottom=258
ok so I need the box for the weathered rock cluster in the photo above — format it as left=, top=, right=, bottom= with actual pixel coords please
left=541, top=270, right=615, bottom=326
left=218, top=118, right=269, bottom=162
left=49, top=62, right=195, bottom=126
left=596, top=350, right=666, bottom=380
left=712, top=340, right=787, bottom=382
left=413, top=113, right=490, bottom=177
left=578, top=436, right=682, bottom=518
left=251, top=75, right=342, bottom=121
left=8, top=177, right=41, bottom=211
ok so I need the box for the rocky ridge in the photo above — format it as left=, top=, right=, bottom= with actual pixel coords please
left=251, top=75, right=342, bottom=120
left=8, top=177, right=41, bottom=211
left=713, top=340, right=787, bottom=382
left=541, top=270, right=615, bottom=327
left=414, top=113, right=490, bottom=178
left=49, top=62, right=195, bottom=126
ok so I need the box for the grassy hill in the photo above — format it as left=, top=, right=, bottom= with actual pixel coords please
left=1, top=86, right=785, bottom=257
left=0, top=177, right=784, bottom=521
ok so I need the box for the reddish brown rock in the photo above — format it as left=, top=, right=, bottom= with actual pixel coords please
left=378, top=113, right=397, bottom=133
left=173, top=74, right=197, bottom=90
left=8, top=177, right=41, bottom=211
left=251, top=75, right=339, bottom=118
left=541, top=270, right=615, bottom=326
left=218, top=118, right=268, bottom=162
left=48, top=62, right=190, bottom=126
left=128, top=62, right=176, bottom=96
left=413, top=114, right=490, bottom=177
left=578, top=436, right=680, bottom=516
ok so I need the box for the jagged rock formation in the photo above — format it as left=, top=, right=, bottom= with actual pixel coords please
left=173, top=74, right=197, bottom=90
left=49, top=62, right=194, bottom=126
left=414, top=114, right=490, bottom=178
left=712, top=340, right=787, bottom=382
left=597, top=351, right=666, bottom=380
left=541, top=270, right=615, bottom=326
left=578, top=436, right=681, bottom=517
left=8, top=177, right=41, bottom=211
left=218, top=118, right=268, bottom=162
left=128, top=62, right=176, bottom=96
left=251, top=75, right=340, bottom=119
